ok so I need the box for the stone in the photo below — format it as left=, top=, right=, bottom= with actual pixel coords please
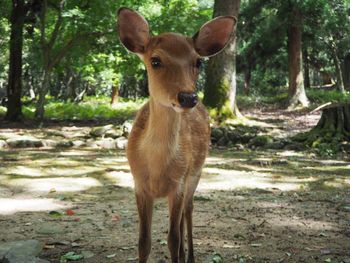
left=248, top=135, right=273, bottom=148
left=89, top=125, right=113, bottom=137
left=42, top=140, right=58, bottom=148
left=56, top=140, right=73, bottom=148
left=0, top=140, right=7, bottom=148
left=95, top=138, right=116, bottom=149
left=6, top=136, right=43, bottom=148
left=122, top=121, right=133, bottom=137
left=105, top=128, right=123, bottom=139
left=72, top=140, right=86, bottom=147
left=211, top=128, right=224, bottom=142
left=266, top=140, right=286, bottom=150
left=115, top=137, right=128, bottom=150
left=217, top=136, right=228, bottom=147
left=0, top=239, right=49, bottom=263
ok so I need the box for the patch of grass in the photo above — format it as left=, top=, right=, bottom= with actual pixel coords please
left=237, top=88, right=288, bottom=109
left=0, top=97, right=145, bottom=121
left=307, top=89, right=350, bottom=104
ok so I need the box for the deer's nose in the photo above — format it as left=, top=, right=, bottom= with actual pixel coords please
left=177, top=92, right=198, bottom=108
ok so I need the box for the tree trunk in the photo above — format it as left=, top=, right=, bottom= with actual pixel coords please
left=244, top=66, right=251, bottom=95
left=342, top=53, right=350, bottom=91
left=35, top=69, right=50, bottom=119
left=203, top=0, right=241, bottom=120
left=303, top=47, right=310, bottom=89
left=5, top=0, right=25, bottom=121
left=330, top=44, right=345, bottom=93
left=294, top=104, right=350, bottom=154
left=287, top=7, right=309, bottom=109
left=110, top=85, right=119, bottom=106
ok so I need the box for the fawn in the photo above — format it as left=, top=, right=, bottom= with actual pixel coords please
left=117, top=8, right=236, bottom=263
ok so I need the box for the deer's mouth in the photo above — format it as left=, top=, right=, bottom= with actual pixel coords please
left=171, top=103, right=185, bottom=113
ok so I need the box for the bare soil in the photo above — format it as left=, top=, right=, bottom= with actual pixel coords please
left=0, top=109, right=350, bottom=263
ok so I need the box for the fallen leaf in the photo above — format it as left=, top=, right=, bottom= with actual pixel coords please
left=223, top=244, right=240, bottom=249
left=71, top=242, right=81, bottom=247
left=49, top=211, right=62, bottom=218
left=250, top=243, right=262, bottom=247
left=43, top=244, right=55, bottom=249
left=106, top=254, right=116, bottom=258
left=209, top=252, right=223, bottom=263
left=119, top=246, right=135, bottom=250
left=320, top=249, right=331, bottom=255
left=60, top=251, right=84, bottom=262
left=49, top=188, right=56, bottom=193
left=111, top=214, right=120, bottom=222
left=65, top=209, right=75, bottom=216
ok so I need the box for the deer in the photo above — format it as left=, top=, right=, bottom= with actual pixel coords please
left=117, top=7, right=236, bottom=263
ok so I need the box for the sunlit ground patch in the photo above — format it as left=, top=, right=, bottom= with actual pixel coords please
left=5, top=177, right=102, bottom=193
left=0, top=198, right=68, bottom=215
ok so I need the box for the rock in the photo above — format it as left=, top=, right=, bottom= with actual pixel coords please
left=6, top=136, right=43, bottom=148
left=266, top=140, right=286, bottom=150
left=105, top=128, right=123, bottom=139
left=95, top=138, right=116, bottom=149
left=0, top=240, right=49, bottom=263
left=0, top=140, right=7, bottom=148
left=115, top=137, right=128, bottom=150
left=226, top=130, right=244, bottom=143
left=211, top=128, right=224, bottom=142
left=248, top=135, right=273, bottom=148
left=284, top=142, right=306, bottom=151
left=72, top=140, right=86, bottom=147
left=89, top=124, right=113, bottom=137
left=42, top=140, right=58, bottom=148
left=217, top=136, right=228, bottom=147
left=85, top=139, right=98, bottom=148
left=234, top=144, right=245, bottom=150
left=56, top=140, right=73, bottom=148
left=122, top=121, right=133, bottom=137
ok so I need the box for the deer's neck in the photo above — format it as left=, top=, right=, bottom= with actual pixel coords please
left=146, top=98, right=181, bottom=148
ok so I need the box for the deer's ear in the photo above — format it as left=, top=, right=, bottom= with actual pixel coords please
left=193, top=16, right=237, bottom=57
left=117, top=8, right=150, bottom=54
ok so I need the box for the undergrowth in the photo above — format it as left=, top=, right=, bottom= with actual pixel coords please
left=0, top=96, right=145, bottom=121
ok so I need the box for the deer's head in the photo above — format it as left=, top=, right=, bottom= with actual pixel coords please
left=117, top=8, right=236, bottom=112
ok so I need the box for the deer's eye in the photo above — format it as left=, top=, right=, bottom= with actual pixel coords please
left=151, top=57, right=162, bottom=68
left=195, top=58, right=203, bottom=69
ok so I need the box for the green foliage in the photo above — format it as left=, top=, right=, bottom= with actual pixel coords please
left=0, top=96, right=143, bottom=121
left=307, top=89, right=350, bottom=104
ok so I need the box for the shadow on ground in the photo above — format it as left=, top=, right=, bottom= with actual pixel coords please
left=0, top=146, right=349, bottom=263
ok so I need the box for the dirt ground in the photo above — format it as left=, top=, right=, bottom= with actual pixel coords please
left=0, top=109, right=350, bottom=263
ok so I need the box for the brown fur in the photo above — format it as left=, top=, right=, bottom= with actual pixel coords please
left=126, top=34, right=210, bottom=263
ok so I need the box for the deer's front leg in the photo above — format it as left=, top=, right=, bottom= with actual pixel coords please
left=136, top=191, right=154, bottom=263
left=168, top=189, right=185, bottom=263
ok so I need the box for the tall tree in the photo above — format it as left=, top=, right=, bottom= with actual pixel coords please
left=33, top=0, right=117, bottom=119
left=5, top=0, right=26, bottom=121
left=287, top=3, right=309, bottom=109
left=203, top=0, right=241, bottom=120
